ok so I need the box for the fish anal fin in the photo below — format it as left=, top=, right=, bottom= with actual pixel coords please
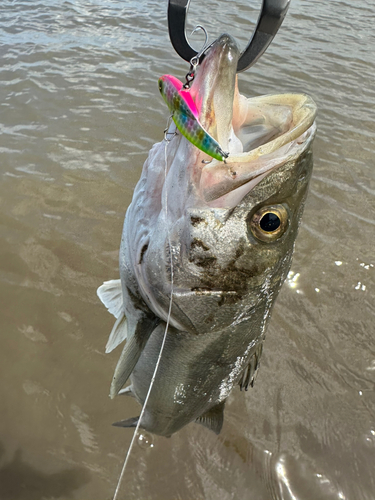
left=97, top=279, right=123, bottom=319
left=239, top=342, right=263, bottom=391
left=105, top=313, right=128, bottom=353
left=195, top=401, right=225, bottom=435
left=112, top=416, right=139, bottom=428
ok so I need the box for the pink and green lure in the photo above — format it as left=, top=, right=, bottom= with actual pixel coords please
left=158, top=75, right=229, bottom=162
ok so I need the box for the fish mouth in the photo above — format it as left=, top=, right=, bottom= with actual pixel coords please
left=188, top=34, right=317, bottom=207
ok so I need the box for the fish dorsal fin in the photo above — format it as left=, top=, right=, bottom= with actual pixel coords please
left=105, top=313, right=128, bottom=353
left=238, top=343, right=263, bottom=391
left=195, top=401, right=225, bottom=435
left=97, top=279, right=123, bottom=319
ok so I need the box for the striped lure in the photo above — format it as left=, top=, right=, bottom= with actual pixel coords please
left=158, top=75, right=229, bottom=162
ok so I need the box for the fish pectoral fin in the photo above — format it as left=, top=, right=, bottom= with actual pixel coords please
left=238, top=342, right=263, bottom=391
left=97, top=279, right=123, bottom=319
left=109, top=315, right=159, bottom=398
left=105, top=313, right=128, bottom=353
left=112, top=416, right=139, bottom=428
left=195, top=401, right=225, bottom=435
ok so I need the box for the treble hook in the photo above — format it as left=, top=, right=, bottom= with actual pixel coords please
left=168, top=0, right=291, bottom=73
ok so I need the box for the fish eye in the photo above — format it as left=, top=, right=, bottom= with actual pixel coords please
left=249, top=205, right=289, bottom=242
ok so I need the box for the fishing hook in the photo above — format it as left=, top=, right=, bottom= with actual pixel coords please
left=164, top=115, right=178, bottom=142
left=183, top=25, right=212, bottom=87
left=189, top=25, right=211, bottom=68
left=168, top=0, right=291, bottom=72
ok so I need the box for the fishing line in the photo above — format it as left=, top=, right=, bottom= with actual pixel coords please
left=112, top=120, right=176, bottom=500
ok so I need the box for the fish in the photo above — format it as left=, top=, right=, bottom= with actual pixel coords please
left=97, top=33, right=317, bottom=437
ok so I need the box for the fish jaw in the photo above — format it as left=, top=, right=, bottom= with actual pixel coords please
left=158, top=33, right=241, bottom=161
left=190, top=34, right=240, bottom=151
left=158, top=35, right=317, bottom=207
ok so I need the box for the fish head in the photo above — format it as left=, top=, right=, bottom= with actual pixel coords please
left=124, top=34, right=317, bottom=336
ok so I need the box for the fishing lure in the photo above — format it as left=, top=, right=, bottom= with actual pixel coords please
left=158, top=74, right=229, bottom=162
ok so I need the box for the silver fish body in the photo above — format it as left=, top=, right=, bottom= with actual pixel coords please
left=98, top=34, right=317, bottom=436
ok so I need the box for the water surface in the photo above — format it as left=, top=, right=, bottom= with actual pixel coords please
left=0, top=1, right=374, bottom=499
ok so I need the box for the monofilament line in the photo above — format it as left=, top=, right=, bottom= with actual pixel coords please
left=112, top=126, right=175, bottom=500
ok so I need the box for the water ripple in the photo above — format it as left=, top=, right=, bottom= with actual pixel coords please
left=0, top=1, right=374, bottom=499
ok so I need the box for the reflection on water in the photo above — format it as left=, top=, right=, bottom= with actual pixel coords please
left=0, top=447, right=90, bottom=500
left=0, top=0, right=374, bottom=499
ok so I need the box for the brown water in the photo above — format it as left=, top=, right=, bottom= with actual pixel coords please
left=0, top=0, right=374, bottom=499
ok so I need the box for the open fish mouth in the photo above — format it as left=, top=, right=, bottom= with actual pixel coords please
left=170, top=33, right=317, bottom=209
left=199, top=92, right=317, bottom=207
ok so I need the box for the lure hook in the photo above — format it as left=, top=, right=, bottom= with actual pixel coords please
left=164, top=115, right=177, bottom=142
left=189, top=25, right=210, bottom=67
left=183, top=25, right=212, bottom=88
left=168, top=0, right=291, bottom=73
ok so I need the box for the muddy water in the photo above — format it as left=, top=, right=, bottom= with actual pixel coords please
left=0, top=0, right=374, bottom=499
